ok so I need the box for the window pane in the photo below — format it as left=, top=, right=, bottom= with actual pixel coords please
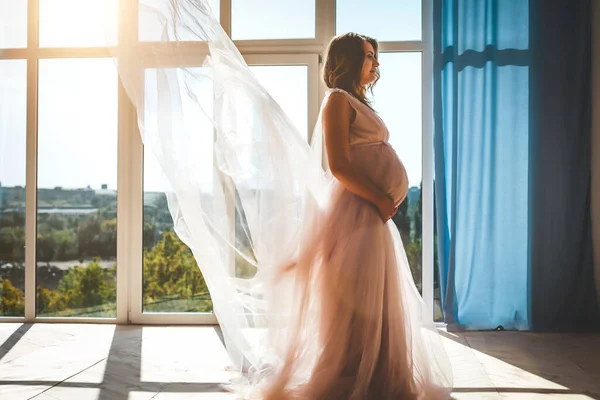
left=139, top=0, right=220, bottom=42
left=227, top=64, right=309, bottom=278
left=0, top=0, right=27, bottom=48
left=249, top=65, right=308, bottom=138
left=336, top=0, right=421, bottom=41
left=39, top=0, right=118, bottom=47
left=37, top=59, right=118, bottom=317
left=232, top=0, right=315, bottom=40
left=0, top=60, right=27, bottom=317
left=142, top=68, right=214, bottom=313
left=372, top=52, right=423, bottom=293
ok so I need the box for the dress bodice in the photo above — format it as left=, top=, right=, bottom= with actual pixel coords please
left=323, top=88, right=408, bottom=205
left=325, top=88, right=390, bottom=147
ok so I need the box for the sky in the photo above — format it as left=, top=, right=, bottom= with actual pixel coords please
left=0, top=0, right=424, bottom=193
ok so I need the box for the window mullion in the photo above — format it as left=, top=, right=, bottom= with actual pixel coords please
left=221, top=0, right=232, bottom=37
left=24, top=0, right=39, bottom=322
left=421, top=0, right=435, bottom=320
left=117, top=0, right=141, bottom=324
left=378, top=41, right=426, bottom=52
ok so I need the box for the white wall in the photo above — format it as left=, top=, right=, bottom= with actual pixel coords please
left=592, top=0, right=600, bottom=306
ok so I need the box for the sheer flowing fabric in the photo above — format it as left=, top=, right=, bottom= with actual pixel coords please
left=106, top=1, right=452, bottom=398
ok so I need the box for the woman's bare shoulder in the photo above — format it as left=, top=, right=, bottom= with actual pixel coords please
left=323, top=90, right=356, bottom=122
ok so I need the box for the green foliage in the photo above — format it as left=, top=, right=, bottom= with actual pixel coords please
left=1, top=187, right=213, bottom=316
left=392, top=186, right=424, bottom=291
left=405, top=239, right=422, bottom=289
left=75, top=217, right=117, bottom=260
left=34, top=261, right=116, bottom=316
left=1, top=184, right=432, bottom=317
left=2, top=228, right=213, bottom=316
left=0, top=225, right=25, bottom=261
left=392, top=196, right=412, bottom=244
left=414, top=182, right=423, bottom=241
left=58, top=261, right=116, bottom=309
left=143, top=231, right=210, bottom=310
left=1, top=279, right=24, bottom=316
left=36, top=286, right=59, bottom=315
left=235, top=250, right=258, bottom=279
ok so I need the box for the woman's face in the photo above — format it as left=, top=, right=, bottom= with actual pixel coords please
left=359, top=40, right=380, bottom=87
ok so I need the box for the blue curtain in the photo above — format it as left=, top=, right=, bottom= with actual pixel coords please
left=434, top=0, right=600, bottom=331
left=434, top=0, right=531, bottom=330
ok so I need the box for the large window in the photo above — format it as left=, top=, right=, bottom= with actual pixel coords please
left=0, top=0, right=435, bottom=324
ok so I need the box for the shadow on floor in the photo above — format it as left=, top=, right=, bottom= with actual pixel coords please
left=0, top=323, right=32, bottom=362
left=454, top=330, right=600, bottom=398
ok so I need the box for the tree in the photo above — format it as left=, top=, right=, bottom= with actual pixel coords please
left=37, top=286, right=61, bottom=315
left=143, top=221, right=159, bottom=250
left=392, top=197, right=411, bottom=244
left=1, top=279, right=24, bottom=316
left=46, top=213, right=66, bottom=230
left=143, top=231, right=208, bottom=303
left=414, top=182, right=422, bottom=241
left=54, top=229, right=78, bottom=260
left=56, top=260, right=116, bottom=310
left=37, top=231, right=57, bottom=261
left=405, top=240, right=422, bottom=290
left=0, top=226, right=25, bottom=261
left=77, top=216, right=102, bottom=258
left=98, top=219, right=117, bottom=259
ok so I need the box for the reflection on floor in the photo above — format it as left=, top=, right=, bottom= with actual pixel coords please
left=0, top=323, right=598, bottom=399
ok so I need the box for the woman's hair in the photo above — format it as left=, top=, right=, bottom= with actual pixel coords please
left=322, top=32, right=380, bottom=107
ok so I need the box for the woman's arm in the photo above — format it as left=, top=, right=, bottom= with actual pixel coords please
left=322, top=93, right=397, bottom=222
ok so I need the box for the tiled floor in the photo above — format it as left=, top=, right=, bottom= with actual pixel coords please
left=0, top=323, right=598, bottom=399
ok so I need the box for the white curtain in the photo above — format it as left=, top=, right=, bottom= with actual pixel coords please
left=105, top=1, right=452, bottom=396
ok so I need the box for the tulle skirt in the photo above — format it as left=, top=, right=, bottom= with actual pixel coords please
left=257, top=170, right=452, bottom=399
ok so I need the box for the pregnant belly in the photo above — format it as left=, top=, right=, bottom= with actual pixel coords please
left=350, top=142, right=409, bottom=205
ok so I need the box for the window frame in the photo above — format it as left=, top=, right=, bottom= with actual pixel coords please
left=0, top=0, right=436, bottom=325
left=129, top=53, right=319, bottom=325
